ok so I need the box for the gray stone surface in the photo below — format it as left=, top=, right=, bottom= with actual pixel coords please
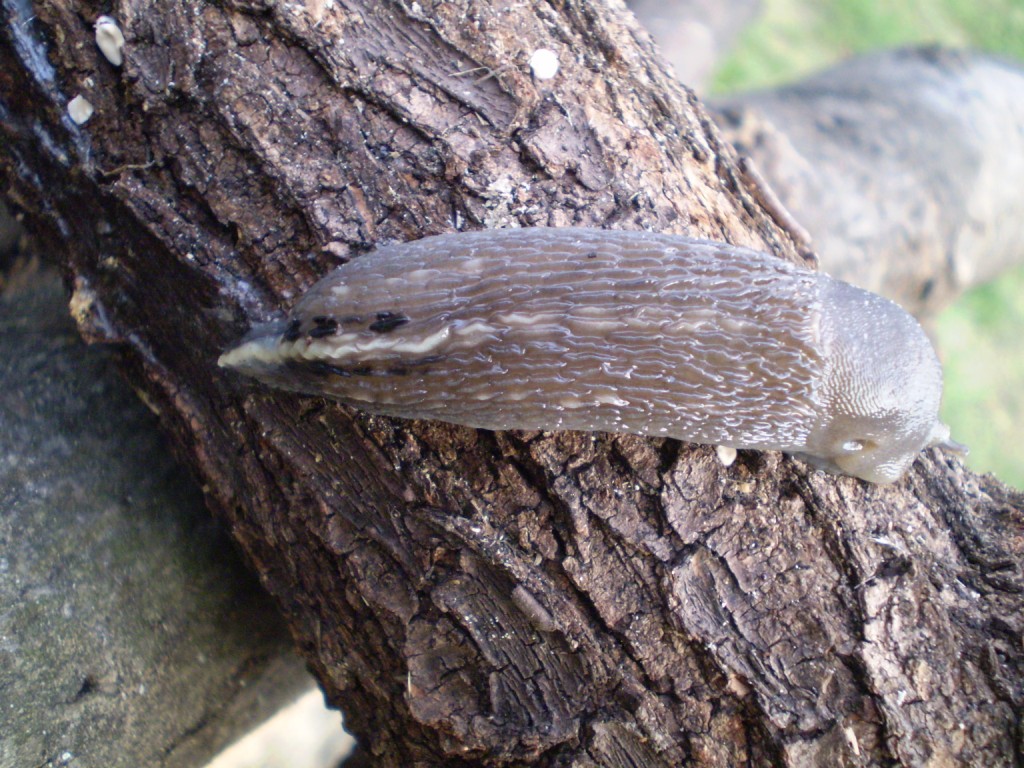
left=0, top=272, right=310, bottom=768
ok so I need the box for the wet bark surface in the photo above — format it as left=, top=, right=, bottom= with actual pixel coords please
left=2, top=1, right=1022, bottom=765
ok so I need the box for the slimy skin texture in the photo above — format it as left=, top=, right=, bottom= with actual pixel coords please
left=219, top=228, right=954, bottom=484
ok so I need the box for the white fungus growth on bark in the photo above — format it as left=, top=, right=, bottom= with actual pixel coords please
left=529, top=49, right=559, bottom=80
left=716, top=445, right=738, bottom=467
left=94, top=15, right=125, bottom=67
left=68, top=95, right=94, bottom=125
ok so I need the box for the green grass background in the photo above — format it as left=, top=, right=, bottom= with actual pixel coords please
left=711, top=0, right=1024, bottom=488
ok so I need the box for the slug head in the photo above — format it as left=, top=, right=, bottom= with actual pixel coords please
left=801, top=278, right=950, bottom=484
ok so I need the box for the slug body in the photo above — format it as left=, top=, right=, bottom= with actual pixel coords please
left=219, top=228, right=953, bottom=484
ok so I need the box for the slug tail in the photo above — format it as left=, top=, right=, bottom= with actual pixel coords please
left=217, top=320, right=292, bottom=370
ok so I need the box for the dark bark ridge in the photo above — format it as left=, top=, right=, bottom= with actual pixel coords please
left=2, top=1, right=1022, bottom=765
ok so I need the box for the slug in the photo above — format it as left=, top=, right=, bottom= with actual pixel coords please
left=219, top=227, right=958, bottom=484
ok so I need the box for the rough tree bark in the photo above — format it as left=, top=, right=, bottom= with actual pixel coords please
left=1, top=1, right=1022, bottom=766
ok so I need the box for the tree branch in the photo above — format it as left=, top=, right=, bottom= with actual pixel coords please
left=2, top=1, right=1022, bottom=765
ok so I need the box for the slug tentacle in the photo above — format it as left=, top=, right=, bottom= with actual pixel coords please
left=219, top=227, right=954, bottom=484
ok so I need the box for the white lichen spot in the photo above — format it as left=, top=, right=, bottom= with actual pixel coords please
left=68, top=95, right=94, bottom=125
left=94, top=15, right=125, bottom=67
left=529, top=48, right=559, bottom=80
left=716, top=445, right=738, bottom=467
left=843, top=726, right=861, bottom=756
